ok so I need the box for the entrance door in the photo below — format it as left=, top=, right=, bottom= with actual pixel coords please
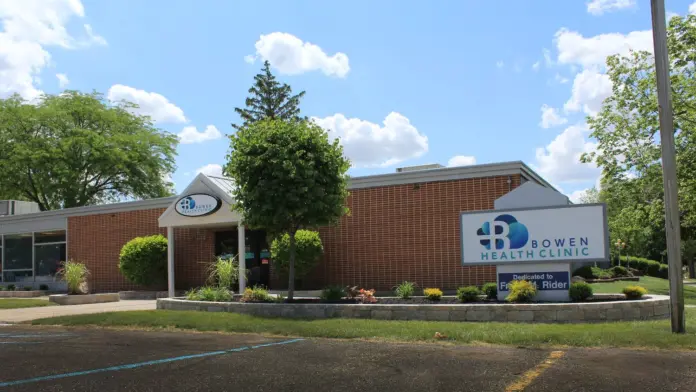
left=214, top=229, right=270, bottom=289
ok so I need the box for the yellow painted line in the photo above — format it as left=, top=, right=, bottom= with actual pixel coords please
left=505, top=350, right=565, bottom=392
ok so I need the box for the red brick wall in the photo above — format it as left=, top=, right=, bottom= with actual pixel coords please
left=67, top=209, right=214, bottom=293
left=68, top=174, right=521, bottom=293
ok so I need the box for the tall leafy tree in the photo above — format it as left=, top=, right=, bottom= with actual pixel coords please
left=582, top=15, right=696, bottom=260
left=232, top=60, right=305, bottom=130
left=225, top=119, right=349, bottom=300
left=0, top=91, right=178, bottom=210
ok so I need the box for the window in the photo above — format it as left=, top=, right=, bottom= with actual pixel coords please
left=0, top=230, right=67, bottom=283
left=34, top=230, right=67, bottom=282
left=4, top=234, right=33, bottom=270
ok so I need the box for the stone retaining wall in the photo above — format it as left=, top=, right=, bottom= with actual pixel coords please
left=157, top=295, right=670, bottom=323
left=0, top=291, right=47, bottom=298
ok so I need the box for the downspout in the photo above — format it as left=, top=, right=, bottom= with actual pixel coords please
left=507, top=176, right=512, bottom=192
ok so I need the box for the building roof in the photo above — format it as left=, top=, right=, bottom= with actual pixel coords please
left=0, top=161, right=559, bottom=224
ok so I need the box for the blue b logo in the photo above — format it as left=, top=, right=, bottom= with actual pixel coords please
left=477, top=214, right=529, bottom=250
left=179, top=196, right=196, bottom=210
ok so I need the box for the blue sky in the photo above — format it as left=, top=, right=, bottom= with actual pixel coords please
left=2, top=0, right=695, bottom=201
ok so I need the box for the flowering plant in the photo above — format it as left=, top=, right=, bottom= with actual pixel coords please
left=356, top=288, right=377, bottom=304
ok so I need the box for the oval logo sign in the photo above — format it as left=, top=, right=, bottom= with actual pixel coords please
left=175, top=194, right=222, bottom=217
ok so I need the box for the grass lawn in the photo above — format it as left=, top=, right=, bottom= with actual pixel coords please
left=591, top=276, right=696, bottom=305
left=32, top=308, right=696, bottom=350
left=0, top=299, right=54, bottom=309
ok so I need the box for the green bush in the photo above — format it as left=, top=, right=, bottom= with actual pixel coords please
left=573, top=266, right=613, bottom=280
left=206, top=256, right=240, bottom=290
left=646, top=262, right=661, bottom=278
left=623, top=285, right=648, bottom=300
left=240, top=286, right=274, bottom=303
left=394, top=281, right=416, bottom=299
left=456, top=286, right=481, bottom=302
left=658, top=264, right=669, bottom=279
left=59, top=261, right=89, bottom=294
left=505, top=280, right=537, bottom=303
left=423, top=288, right=443, bottom=301
left=39, top=284, right=49, bottom=291
left=610, top=266, right=631, bottom=277
left=6, top=284, right=15, bottom=291
left=620, top=256, right=662, bottom=276
left=320, top=285, right=345, bottom=302
left=271, top=230, right=323, bottom=278
left=573, top=265, right=594, bottom=279
left=186, top=286, right=233, bottom=302
left=569, top=282, right=593, bottom=302
left=119, top=234, right=168, bottom=286
left=482, top=282, right=498, bottom=299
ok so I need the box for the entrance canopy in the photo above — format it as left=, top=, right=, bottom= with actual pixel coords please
left=158, top=173, right=241, bottom=228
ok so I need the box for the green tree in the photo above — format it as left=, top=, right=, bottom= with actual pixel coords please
left=271, top=230, right=324, bottom=280
left=225, top=119, right=349, bottom=300
left=582, top=15, right=696, bottom=259
left=232, top=60, right=306, bottom=130
left=577, top=187, right=600, bottom=204
left=0, top=91, right=177, bottom=210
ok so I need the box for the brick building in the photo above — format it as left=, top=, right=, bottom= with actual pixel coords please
left=0, top=161, right=566, bottom=294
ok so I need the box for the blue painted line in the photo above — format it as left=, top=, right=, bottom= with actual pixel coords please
left=0, top=338, right=304, bottom=388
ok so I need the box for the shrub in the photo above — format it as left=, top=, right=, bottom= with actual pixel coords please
left=39, top=284, right=49, bottom=291
left=320, top=285, right=345, bottom=302
left=186, top=286, right=232, bottom=302
left=658, top=264, right=669, bottom=279
left=206, top=256, right=240, bottom=290
left=119, top=234, right=168, bottom=286
left=6, top=284, right=15, bottom=291
left=646, top=262, right=661, bottom=278
left=271, top=230, right=323, bottom=278
left=456, top=286, right=480, bottom=302
left=58, top=261, right=89, bottom=294
left=423, top=288, right=443, bottom=301
left=356, top=288, right=377, bottom=304
left=481, top=282, right=497, bottom=299
left=394, top=281, right=416, bottom=299
left=622, top=256, right=662, bottom=276
left=569, top=282, right=593, bottom=302
left=23, top=286, right=32, bottom=291
left=623, top=285, right=648, bottom=300
left=573, top=266, right=613, bottom=280
left=240, top=286, right=274, bottom=303
left=505, top=280, right=537, bottom=303
left=610, top=266, right=631, bottom=277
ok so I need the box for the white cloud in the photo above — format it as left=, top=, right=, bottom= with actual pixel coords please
left=107, top=84, right=187, bottom=123
left=555, top=28, right=653, bottom=70
left=564, top=69, right=613, bottom=115
left=312, top=112, right=428, bottom=168
left=534, top=124, right=600, bottom=184
left=568, top=189, right=588, bottom=203
left=83, top=24, right=106, bottom=46
left=196, top=164, right=223, bottom=177
left=496, top=60, right=504, bottom=69
left=543, top=48, right=554, bottom=67
left=690, top=1, right=696, bottom=14
left=0, top=0, right=104, bottom=99
left=178, top=125, right=222, bottom=144
left=586, top=0, right=636, bottom=15
left=447, top=155, right=476, bottom=167
left=56, top=73, right=69, bottom=88
left=247, top=32, right=350, bottom=78
left=555, top=73, right=569, bottom=84
left=532, top=61, right=540, bottom=71
left=540, top=105, right=568, bottom=128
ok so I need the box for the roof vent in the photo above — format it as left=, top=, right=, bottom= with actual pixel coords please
left=396, top=164, right=444, bottom=173
left=0, top=200, right=41, bottom=216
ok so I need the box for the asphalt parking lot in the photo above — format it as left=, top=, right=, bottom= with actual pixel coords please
left=0, top=325, right=695, bottom=391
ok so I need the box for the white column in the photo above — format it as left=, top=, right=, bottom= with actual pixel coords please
left=167, top=226, right=175, bottom=298
left=238, top=223, right=246, bottom=293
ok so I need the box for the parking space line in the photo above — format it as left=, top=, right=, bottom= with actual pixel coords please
left=505, top=350, right=565, bottom=392
left=0, top=338, right=304, bottom=388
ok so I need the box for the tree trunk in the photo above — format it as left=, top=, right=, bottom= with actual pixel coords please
left=287, top=230, right=297, bottom=301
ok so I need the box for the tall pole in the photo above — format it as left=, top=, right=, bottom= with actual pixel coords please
left=650, top=0, right=685, bottom=333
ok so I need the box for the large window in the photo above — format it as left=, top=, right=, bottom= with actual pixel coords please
left=1, top=230, right=67, bottom=283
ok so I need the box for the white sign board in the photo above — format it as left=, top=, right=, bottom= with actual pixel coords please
left=461, top=204, right=608, bottom=265
left=175, top=194, right=222, bottom=217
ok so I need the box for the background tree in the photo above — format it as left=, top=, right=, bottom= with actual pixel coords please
left=0, top=91, right=178, bottom=210
left=582, top=15, right=696, bottom=261
left=576, top=187, right=600, bottom=204
left=271, top=230, right=324, bottom=282
left=225, top=119, right=349, bottom=300
left=232, top=60, right=305, bottom=130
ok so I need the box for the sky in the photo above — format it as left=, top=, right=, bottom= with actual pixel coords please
left=1, top=0, right=695, bottom=202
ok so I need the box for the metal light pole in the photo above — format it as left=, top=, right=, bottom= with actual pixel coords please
left=650, top=0, right=685, bottom=333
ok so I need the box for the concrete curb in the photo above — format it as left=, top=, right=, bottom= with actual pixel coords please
left=156, top=295, right=670, bottom=323
left=49, top=293, right=120, bottom=305
left=0, top=291, right=47, bottom=298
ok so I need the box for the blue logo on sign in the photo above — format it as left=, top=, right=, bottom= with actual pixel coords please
left=179, top=196, right=196, bottom=210
left=477, top=214, right=529, bottom=250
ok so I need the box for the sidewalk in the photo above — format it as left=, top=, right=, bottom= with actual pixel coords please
left=0, top=300, right=156, bottom=324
